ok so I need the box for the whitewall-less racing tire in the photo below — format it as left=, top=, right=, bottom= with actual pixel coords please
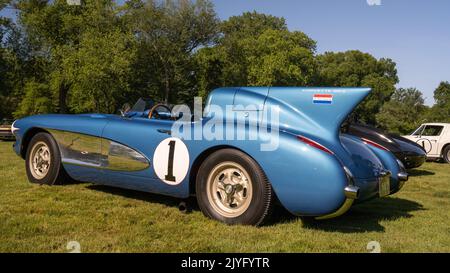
left=443, top=145, right=450, bottom=164
left=25, top=132, right=70, bottom=185
left=196, top=149, right=274, bottom=226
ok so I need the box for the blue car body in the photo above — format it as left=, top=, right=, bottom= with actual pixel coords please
left=12, top=87, right=408, bottom=219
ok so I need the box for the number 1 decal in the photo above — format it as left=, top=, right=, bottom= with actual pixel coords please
left=416, top=138, right=432, bottom=154
left=153, top=137, right=189, bottom=185
left=165, top=140, right=176, bottom=182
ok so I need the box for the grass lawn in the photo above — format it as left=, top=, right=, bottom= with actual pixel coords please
left=0, top=140, right=449, bottom=253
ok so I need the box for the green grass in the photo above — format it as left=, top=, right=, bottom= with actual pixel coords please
left=0, top=141, right=449, bottom=253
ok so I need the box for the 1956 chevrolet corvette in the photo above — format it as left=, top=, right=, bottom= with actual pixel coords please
left=11, top=87, right=408, bottom=225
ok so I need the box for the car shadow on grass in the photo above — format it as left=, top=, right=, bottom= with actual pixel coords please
left=86, top=184, right=200, bottom=212
left=85, top=185, right=424, bottom=232
left=300, top=197, right=425, bottom=233
left=408, top=169, right=435, bottom=176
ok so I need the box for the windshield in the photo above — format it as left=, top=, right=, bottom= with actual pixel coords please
left=411, top=125, right=424, bottom=136
left=130, top=98, right=154, bottom=113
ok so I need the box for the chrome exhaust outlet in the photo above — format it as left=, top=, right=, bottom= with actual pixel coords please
left=178, top=201, right=192, bottom=214
left=398, top=172, right=408, bottom=182
left=178, top=201, right=188, bottom=213
left=344, top=185, right=360, bottom=200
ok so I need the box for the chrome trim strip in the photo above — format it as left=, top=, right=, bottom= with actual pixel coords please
left=315, top=199, right=354, bottom=220
left=102, top=138, right=149, bottom=171
left=48, top=129, right=150, bottom=171
left=49, top=129, right=103, bottom=168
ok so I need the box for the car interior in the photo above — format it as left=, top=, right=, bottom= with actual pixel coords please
left=123, top=98, right=198, bottom=122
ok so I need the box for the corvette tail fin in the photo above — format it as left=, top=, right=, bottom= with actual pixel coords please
left=264, top=87, right=371, bottom=142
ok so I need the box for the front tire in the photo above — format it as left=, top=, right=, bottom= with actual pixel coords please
left=443, top=145, right=450, bottom=164
left=196, top=149, right=274, bottom=226
left=25, top=132, right=69, bottom=185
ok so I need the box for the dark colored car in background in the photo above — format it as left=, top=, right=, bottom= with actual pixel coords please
left=347, top=123, right=427, bottom=169
left=0, top=119, right=15, bottom=141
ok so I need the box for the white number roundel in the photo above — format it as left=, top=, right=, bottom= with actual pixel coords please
left=153, top=137, right=190, bottom=185
left=416, top=138, right=432, bottom=154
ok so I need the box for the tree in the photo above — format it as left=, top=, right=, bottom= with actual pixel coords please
left=64, top=28, right=137, bottom=113
left=316, top=50, right=398, bottom=124
left=16, top=0, right=85, bottom=114
left=1, top=1, right=32, bottom=119
left=14, top=81, right=54, bottom=117
left=427, top=81, right=450, bottom=123
left=9, top=0, right=219, bottom=115
left=0, top=17, right=16, bottom=118
left=376, top=88, right=428, bottom=134
left=126, top=0, right=219, bottom=104
left=60, top=1, right=137, bottom=114
left=14, top=0, right=138, bottom=115
left=195, top=11, right=317, bottom=98
left=0, top=1, right=417, bottom=123
left=246, top=29, right=316, bottom=86
left=220, top=11, right=288, bottom=40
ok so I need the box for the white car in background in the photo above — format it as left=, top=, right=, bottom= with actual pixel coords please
left=403, top=123, right=450, bottom=163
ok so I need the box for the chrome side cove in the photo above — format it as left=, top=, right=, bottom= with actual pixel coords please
left=48, top=129, right=149, bottom=171
left=101, top=139, right=149, bottom=171
left=49, top=129, right=103, bottom=167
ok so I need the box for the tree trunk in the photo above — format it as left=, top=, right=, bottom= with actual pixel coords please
left=59, top=83, right=68, bottom=114
left=164, top=67, right=170, bottom=104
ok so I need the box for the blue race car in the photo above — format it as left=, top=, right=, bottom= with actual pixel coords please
left=11, top=87, right=408, bottom=225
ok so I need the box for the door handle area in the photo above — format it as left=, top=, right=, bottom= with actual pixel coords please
left=157, top=129, right=172, bottom=135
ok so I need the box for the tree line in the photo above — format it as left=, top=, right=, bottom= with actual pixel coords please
left=1, top=0, right=449, bottom=134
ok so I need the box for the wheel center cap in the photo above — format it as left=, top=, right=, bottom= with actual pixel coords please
left=225, top=184, right=233, bottom=194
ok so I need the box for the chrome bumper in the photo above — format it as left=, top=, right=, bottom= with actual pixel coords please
left=344, top=185, right=360, bottom=199
left=396, top=159, right=409, bottom=191
left=398, top=172, right=408, bottom=182
left=396, top=172, right=408, bottom=191
left=315, top=167, right=360, bottom=220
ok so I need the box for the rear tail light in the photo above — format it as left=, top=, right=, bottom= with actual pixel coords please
left=361, top=138, right=389, bottom=151
left=297, top=135, right=334, bottom=155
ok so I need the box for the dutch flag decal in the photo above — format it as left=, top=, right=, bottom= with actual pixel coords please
left=313, top=94, right=333, bottom=104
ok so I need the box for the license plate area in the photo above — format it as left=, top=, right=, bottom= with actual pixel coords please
left=379, top=174, right=391, bottom=197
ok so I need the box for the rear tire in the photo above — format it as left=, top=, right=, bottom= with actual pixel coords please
left=25, top=132, right=70, bottom=185
left=196, top=149, right=274, bottom=226
left=443, top=145, right=450, bottom=164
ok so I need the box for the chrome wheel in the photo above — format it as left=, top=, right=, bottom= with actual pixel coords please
left=29, top=141, right=51, bottom=179
left=206, top=161, right=253, bottom=218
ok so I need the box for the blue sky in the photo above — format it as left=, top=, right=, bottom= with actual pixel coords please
left=2, top=0, right=449, bottom=105
left=211, top=0, right=450, bottom=105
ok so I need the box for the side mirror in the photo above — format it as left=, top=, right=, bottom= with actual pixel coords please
left=120, top=103, right=131, bottom=117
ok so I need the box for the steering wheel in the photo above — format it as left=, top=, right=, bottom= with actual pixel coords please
left=148, top=103, right=173, bottom=119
